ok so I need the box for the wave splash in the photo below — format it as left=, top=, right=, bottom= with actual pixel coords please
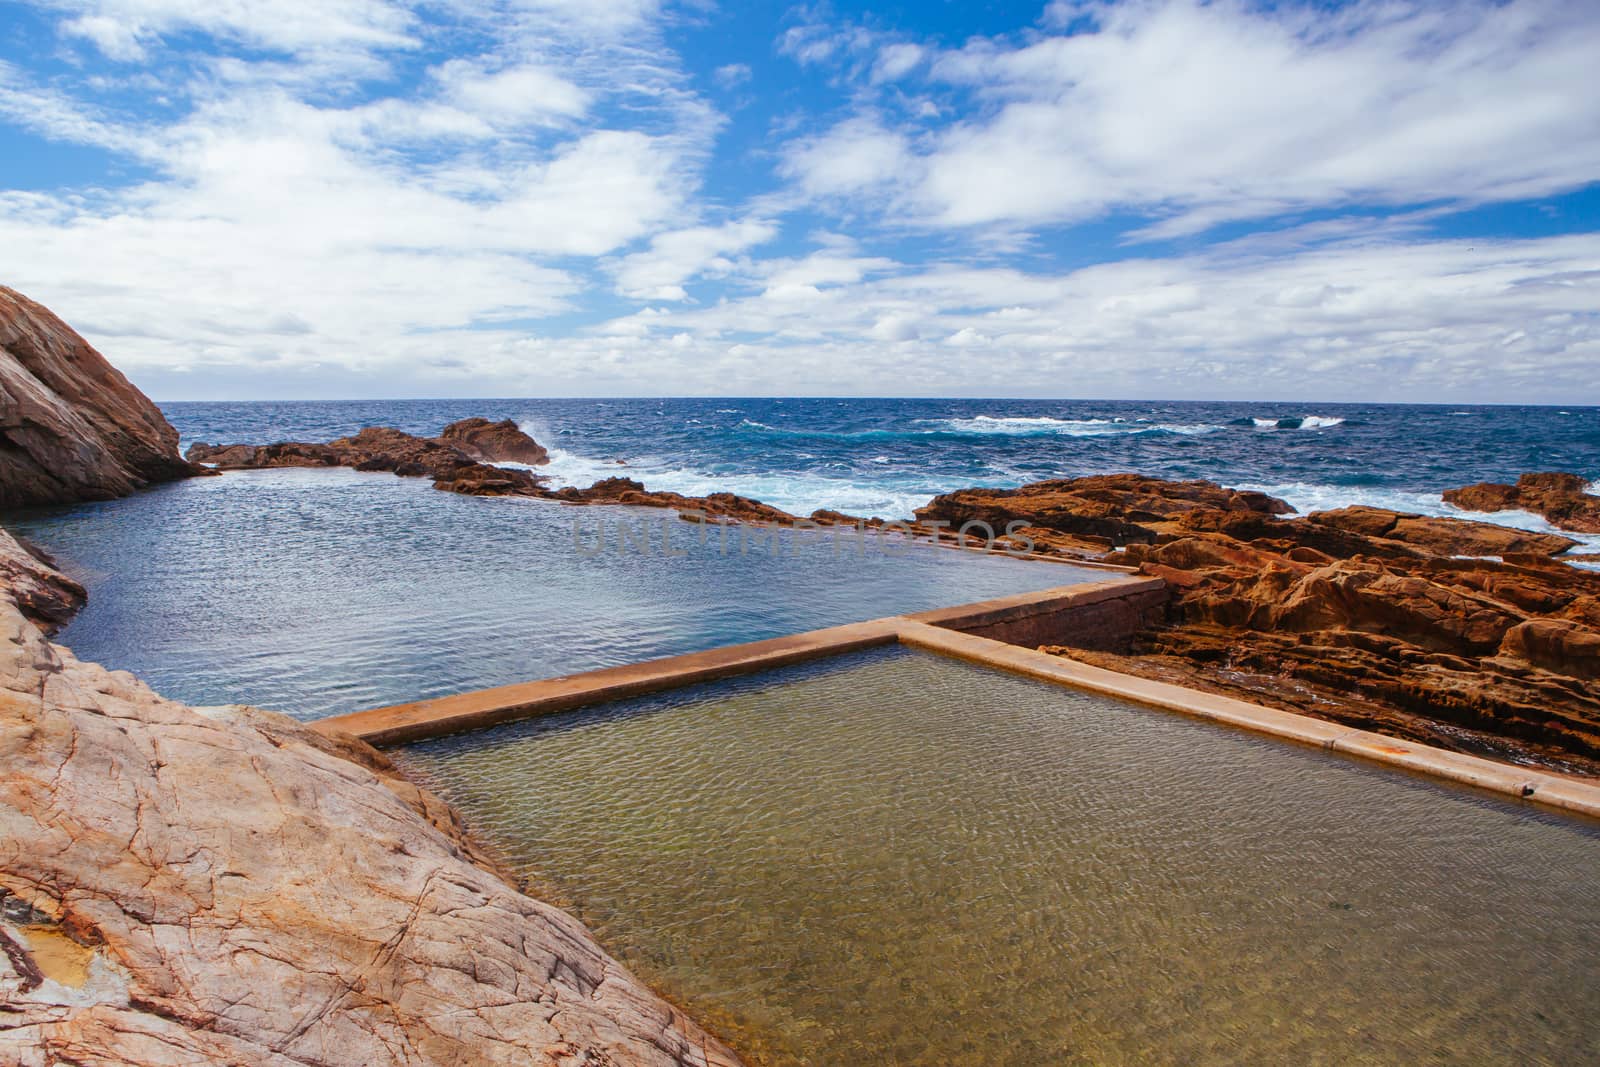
left=1244, top=415, right=1347, bottom=431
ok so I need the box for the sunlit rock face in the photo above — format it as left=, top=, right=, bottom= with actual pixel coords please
left=0, top=528, right=741, bottom=1067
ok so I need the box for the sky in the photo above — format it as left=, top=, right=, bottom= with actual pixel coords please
left=0, top=0, right=1597, bottom=403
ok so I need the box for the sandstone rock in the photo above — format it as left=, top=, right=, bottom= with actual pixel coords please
left=0, top=530, right=742, bottom=1067
left=438, top=418, right=549, bottom=466
left=956, top=475, right=1600, bottom=772
left=0, top=287, right=194, bottom=507
left=1309, top=505, right=1579, bottom=557
left=1444, top=472, right=1600, bottom=533
left=916, top=474, right=1293, bottom=550
left=542, top=476, right=799, bottom=524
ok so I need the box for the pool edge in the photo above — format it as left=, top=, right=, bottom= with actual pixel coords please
left=314, top=574, right=1600, bottom=821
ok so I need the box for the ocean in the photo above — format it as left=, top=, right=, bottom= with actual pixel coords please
left=166, top=397, right=1600, bottom=532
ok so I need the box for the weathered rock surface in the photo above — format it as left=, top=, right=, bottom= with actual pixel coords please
left=541, top=476, right=799, bottom=524
left=0, top=531, right=742, bottom=1066
left=0, top=529, right=85, bottom=632
left=917, top=474, right=1293, bottom=553
left=960, top=475, right=1600, bottom=773
left=185, top=429, right=801, bottom=521
left=437, top=418, right=550, bottom=466
left=0, top=286, right=194, bottom=507
left=1443, top=472, right=1600, bottom=533
left=1306, top=504, right=1579, bottom=557
left=187, top=426, right=544, bottom=497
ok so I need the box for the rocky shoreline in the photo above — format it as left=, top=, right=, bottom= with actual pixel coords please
left=5, top=283, right=1600, bottom=1063
left=915, top=474, right=1600, bottom=775
left=2, top=287, right=745, bottom=1065
left=0, top=526, right=743, bottom=1066
left=185, top=413, right=1600, bottom=774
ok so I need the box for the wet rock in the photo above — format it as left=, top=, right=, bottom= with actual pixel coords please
left=543, top=476, right=798, bottom=524
left=437, top=417, right=549, bottom=466
left=1444, top=472, right=1600, bottom=533
left=964, top=475, right=1600, bottom=772
left=0, top=286, right=195, bottom=507
left=1309, top=505, right=1579, bottom=557
left=0, top=530, right=85, bottom=633
left=916, top=473, right=1293, bottom=549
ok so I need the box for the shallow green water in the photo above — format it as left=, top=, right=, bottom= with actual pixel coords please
left=397, top=649, right=1600, bottom=1065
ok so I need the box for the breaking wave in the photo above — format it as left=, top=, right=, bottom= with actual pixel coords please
left=1242, top=415, right=1347, bottom=431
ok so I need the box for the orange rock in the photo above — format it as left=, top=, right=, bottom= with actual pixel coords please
left=1, top=287, right=196, bottom=507
left=1444, top=472, right=1600, bottom=533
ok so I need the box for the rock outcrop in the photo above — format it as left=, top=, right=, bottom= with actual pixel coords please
left=188, top=426, right=544, bottom=497
left=0, top=529, right=742, bottom=1066
left=190, top=430, right=800, bottom=521
left=1444, top=472, right=1600, bottom=533
left=0, top=286, right=194, bottom=507
left=541, top=477, right=800, bottom=524
left=917, top=474, right=1292, bottom=554
left=437, top=418, right=550, bottom=466
left=945, top=475, right=1600, bottom=773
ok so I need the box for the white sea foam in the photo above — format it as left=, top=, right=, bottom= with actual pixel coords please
left=926, top=415, right=1224, bottom=437
left=1251, top=415, right=1346, bottom=430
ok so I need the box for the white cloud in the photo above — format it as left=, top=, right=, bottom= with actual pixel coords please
left=871, top=43, right=923, bottom=82
left=436, top=60, right=590, bottom=124
left=786, top=0, right=1600, bottom=236
left=586, top=231, right=1600, bottom=401
left=39, top=0, right=417, bottom=58
left=0, top=0, right=709, bottom=390
left=780, top=114, right=914, bottom=200
left=613, top=219, right=778, bottom=298
left=713, top=63, right=751, bottom=89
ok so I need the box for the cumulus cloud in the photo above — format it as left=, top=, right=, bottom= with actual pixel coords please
left=1, top=0, right=1597, bottom=401
left=0, top=0, right=707, bottom=389
left=591, top=231, right=1600, bottom=401
left=612, top=219, right=779, bottom=299
left=786, top=0, right=1600, bottom=236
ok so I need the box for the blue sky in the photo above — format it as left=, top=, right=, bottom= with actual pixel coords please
left=1, top=0, right=1597, bottom=402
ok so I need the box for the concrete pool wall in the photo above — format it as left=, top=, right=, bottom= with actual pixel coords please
left=315, top=572, right=1600, bottom=820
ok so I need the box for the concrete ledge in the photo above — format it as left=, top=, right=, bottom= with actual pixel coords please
left=317, top=617, right=900, bottom=747
left=905, top=577, right=1167, bottom=651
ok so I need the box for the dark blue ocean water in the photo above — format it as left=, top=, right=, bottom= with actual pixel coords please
left=165, top=397, right=1600, bottom=524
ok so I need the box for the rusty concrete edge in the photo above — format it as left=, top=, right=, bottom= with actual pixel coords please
left=894, top=620, right=1600, bottom=822
left=314, top=573, right=1600, bottom=821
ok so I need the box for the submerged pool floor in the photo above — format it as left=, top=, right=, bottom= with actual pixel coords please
left=398, top=648, right=1600, bottom=1066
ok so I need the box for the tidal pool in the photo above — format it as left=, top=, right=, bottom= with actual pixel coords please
left=1, top=468, right=1093, bottom=718
left=398, top=648, right=1600, bottom=1066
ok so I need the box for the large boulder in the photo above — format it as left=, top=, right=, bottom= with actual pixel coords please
left=0, top=287, right=194, bottom=507
left=437, top=418, right=550, bottom=466
left=0, top=531, right=741, bottom=1067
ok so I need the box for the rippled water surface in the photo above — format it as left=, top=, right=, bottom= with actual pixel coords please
left=2, top=469, right=1094, bottom=718
left=399, top=650, right=1600, bottom=1066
